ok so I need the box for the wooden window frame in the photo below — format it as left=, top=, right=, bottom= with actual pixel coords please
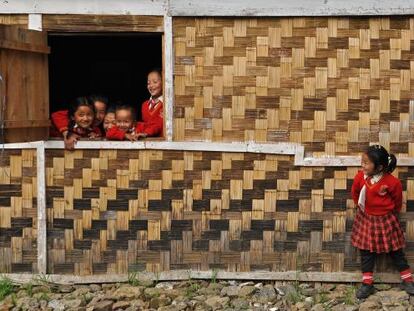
left=41, top=14, right=173, bottom=142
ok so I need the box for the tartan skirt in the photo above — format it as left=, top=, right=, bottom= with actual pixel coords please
left=351, top=209, right=405, bottom=253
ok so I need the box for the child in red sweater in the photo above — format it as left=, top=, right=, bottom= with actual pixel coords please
left=351, top=145, right=414, bottom=298
left=106, top=104, right=154, bottom=141
left=103, top=106, right=116, bottom=132
left=138, top=69, right=163, bottom=137
left=50, top=94, right=108, bottom=138
left=61, top=97, right=102, bottom=150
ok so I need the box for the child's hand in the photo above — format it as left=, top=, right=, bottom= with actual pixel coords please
left=125, top=133, right=138, bottom=141
left=64, top=134, right=79, bottom=151
left=88, top=132, right=101, bottom=140
left=136, top=133, right=148, bottom=140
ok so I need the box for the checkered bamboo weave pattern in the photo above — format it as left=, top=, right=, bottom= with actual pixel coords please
left=0, top=150, right=38, bottom=273
left=173, top=17, right=414, bottom=156
left=44, top=149, right=414, bottom=275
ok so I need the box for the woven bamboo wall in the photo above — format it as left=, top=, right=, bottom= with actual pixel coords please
left=0, top=150, right=38, bottom=273
left=173, top=17, right=414, bottom=156
left=43, top=149, right=414, bottom=275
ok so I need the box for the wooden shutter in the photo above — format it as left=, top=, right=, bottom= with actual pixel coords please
left=0, top=25, right=50, bottom=142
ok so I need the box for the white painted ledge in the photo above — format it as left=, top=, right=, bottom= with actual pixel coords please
left=0, top=0, right=413, bottom=16
left=169, top=0, right=414, bottom=16
left=0, top=0, right=167, bottom=15
left=4, top=140, right=414, bottom=166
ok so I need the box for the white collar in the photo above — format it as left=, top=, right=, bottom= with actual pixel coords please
left=150, top=95, right=163, bottom=103
left=364, top=172, right=383, bottom=184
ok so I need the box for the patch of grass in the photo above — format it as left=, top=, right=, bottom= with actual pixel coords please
left=10, top=293, right=17, bottom=306
left=37, top=292, right=50, bottom=302
left=154, top=271, right=160, bottom=286
left=128, top=271, right=140, bottom=287
left=317, top=292, right=329, bottom=304
left=185, top=276, right=201, bottom=299
left=211, top=269, right=218, bottom=284
left=286, top=256, right=305, bottom=305
left=185, top=282, right=200, bottom=299
left=22, top=281, right=34, bottom=297
left=286, top=289, right=303, bottom=305
left=0, top=276, right=14, bottom=301
left=33, top=274, right=50, bottom=285
left=344, top=285, right=357, bottom=305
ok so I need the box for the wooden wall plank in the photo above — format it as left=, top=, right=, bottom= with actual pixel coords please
left=42, top=15, right=164, bottom=32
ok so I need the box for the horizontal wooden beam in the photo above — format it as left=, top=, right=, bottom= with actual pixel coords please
left=4, top=119, right=50, bottom=129
left=1, top=270, right=403, bottom=284
left=0, top=39, right=50, bottom=53
left=42, top=15, right=164, bottom=32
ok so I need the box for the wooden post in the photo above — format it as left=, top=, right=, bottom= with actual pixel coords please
left=163, top=14, right=174, bottom=141
left=36, top=141, right=47, bottom=274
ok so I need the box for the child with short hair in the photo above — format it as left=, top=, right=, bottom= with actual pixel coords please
left=63, top=97, right=102, bottom=150
left=106, top=104, right=147, bottom=141
left=103, top=106, right=116, bottom=132
left=137, top=68, right=164, bottom=137
left=351, top=145, right=414, bottom=298
left=50, top=94, right=108, bottom=138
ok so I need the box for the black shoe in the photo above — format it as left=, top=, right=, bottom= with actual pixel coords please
left=400, top=281, right=414, bottom=295
left=356, top=284, right=375, bottom=299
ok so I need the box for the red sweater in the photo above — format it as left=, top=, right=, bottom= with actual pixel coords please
left=351, top=170, right=403, bottom=216
left=50, top=110, right=70, bottom=137
left=70, top=125, right=102, bottom=138
left=50, top=109, right=101, bottom=138
left=106, top=121, right=161, bottom=140
left=140, top=99, right=163, bottom=137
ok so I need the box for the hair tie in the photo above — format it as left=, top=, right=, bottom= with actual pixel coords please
left=388, top=155, right=391, bottom=163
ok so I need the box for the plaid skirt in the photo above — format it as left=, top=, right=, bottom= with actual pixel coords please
left=351, top=209, right=405, bottom=253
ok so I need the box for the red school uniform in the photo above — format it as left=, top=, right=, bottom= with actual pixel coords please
left=106, top=121, right=158, bottom=140
left=351, top=170, right=405, bottom=253
left=69, top=124, right=102, bottom=138
left=139, top=96, right=163, bottom=137
left=50, top=109, right=102, bottom=138
left=351, top=170, right=402, bottom=216
left=50, top=110, right=70, bottom=137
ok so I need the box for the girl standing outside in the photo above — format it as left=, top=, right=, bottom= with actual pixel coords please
left=351, top=145, right=414, bottom=298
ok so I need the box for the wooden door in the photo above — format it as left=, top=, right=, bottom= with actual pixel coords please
left=0, top=25, right=50, bottom=142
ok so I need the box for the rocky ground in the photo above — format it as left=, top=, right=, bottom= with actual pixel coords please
left=0, top=276, right=413, bottom=310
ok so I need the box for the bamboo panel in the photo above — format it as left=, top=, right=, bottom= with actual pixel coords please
left=173, top=16, right=414, bottom=156
left=45, top=150, right=414, bottom=275
left=0, top=149, right=37, bottom=273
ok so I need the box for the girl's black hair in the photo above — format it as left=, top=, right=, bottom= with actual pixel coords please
left=67, top=96, right=95, bottom=135
left=148, top=68, right=162, bottom=78
left=106, top=105, right=116, bottom=114
left=89, top=94, right=109, bottom=107
left=115, top=103, right=136, bottom=121
left=365, top=144, right=397, bottom=174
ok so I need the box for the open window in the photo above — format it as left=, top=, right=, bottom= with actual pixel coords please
left=0, top=25, right=50, bottom=143
left=0, top=16, right=165, bottom=143
left=48, top=33, right=162, bottom=126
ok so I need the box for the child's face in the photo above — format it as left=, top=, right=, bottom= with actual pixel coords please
left=94, top=101, right=107, bottom=127
left=147, top=72, right=162, bottom=98
left=103, top=112, right=116, bottom=131
left=361, top=153, right=383, bottom=176
left=116, top=109, right=134, bottom=132
left=73, top=106, right=94, bottom=129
